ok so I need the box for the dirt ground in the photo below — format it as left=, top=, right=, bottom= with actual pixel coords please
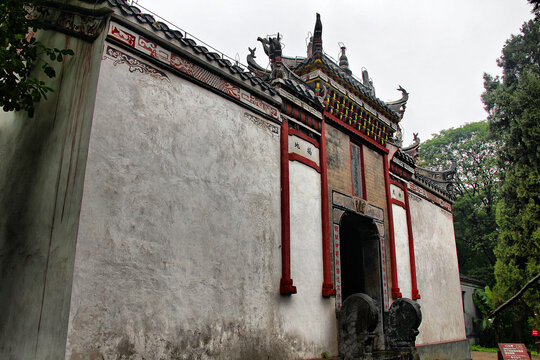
left=471, top=351, right=540, bottom=360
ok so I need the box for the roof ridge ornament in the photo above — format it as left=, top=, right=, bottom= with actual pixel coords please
left=305, top=31, right=313, bottom=57
left=392, top=125, right=404, bottom=148
left=361, top=68, right=375, bottom=96
left=338, top=44, right=352, bottom=76
left=312, top=13, right=323, bottom=56
left=401, top=132, right=420, bottom=161
left=386, top=86, right=409, bottom=119
left=414, top=160, right=457, bottom=198
left=257, top=34, right=284, bottom=79
left=247, top=47, right=272, bottom=80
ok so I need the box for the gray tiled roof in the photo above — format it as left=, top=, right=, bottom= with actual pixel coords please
left=293, top=54, right=401, bottom=121
left=88, top=0, right=277, bottom=97
left=394, top=149, right=416, bottom=167
left=283, top=78, right=319, bottom=104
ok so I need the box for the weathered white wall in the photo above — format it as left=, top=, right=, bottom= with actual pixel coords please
left=408, top=192, right=466, bottom=345
left=462, top=283, right=481, bottom=343
left=66, top=44, right=336, bottom=359
left=285, top=161, right=338, bottom=355
left=0, top=28, right=106, bottom=359
left=392, top=204, right=412, bottom=299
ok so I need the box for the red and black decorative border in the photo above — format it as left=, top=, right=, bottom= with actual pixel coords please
left=103, top=46, right=169, bottom=81
left=107, top=21, right=280, bottom=120
left=281, top=99, right=322, bottom=132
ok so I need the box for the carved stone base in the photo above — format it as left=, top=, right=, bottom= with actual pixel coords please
left=338, top=293, right=379, bottom=359
left=385, top=298, right=422, bottom=349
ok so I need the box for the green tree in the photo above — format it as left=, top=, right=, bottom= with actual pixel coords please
left=0, top=0, right=73, bottom=117
left=526, top=0, right=539, bottom=19
left=419, top=121, right=501, bottom=285
left=482, top=17, right=540, bottom=343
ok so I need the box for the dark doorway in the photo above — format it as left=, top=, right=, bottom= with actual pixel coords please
left=339, top=212, right=382, bottom=305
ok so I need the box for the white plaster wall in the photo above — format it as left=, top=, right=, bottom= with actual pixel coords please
left=408, top=192, right=466, bottom=345
left=66, top=45, right=336, bottom=359
left=462, top=283, right=481, bottom=342
left=0, top=29, right=107, bottom=360
left=392, top=204, right=412, bottom=299
left=284, top=161, right=338, bottom=354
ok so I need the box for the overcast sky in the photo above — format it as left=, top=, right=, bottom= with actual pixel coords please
left=133, top=0, right=534, bottom=144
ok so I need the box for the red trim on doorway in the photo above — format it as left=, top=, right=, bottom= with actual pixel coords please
left=288, top=153, right=321, bottom=173
left=404, top=186, right=420, bottom=300
left=384, top=154, right=402, bottom=299
left=320, top=119, right=335, bottom=297
left=280, top=120, right=296, bottom=295
left=287, top=127, right=320, bottom=148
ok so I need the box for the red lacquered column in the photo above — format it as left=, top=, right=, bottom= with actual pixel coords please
left=384, top=154, right=402, bottom=299
left=404, top=186, right=420, bottom=299
left=280, top=120, right=296, bottom=295
left=320, top=119, right=335, bottom=297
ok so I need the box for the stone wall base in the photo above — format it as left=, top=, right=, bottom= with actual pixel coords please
left=416, top=339, right=471, bottom=360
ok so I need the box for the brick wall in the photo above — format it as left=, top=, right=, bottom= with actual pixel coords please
left=325, top=124, right=392, bottom=297
left=325, top=123, right=351, bottom=284
left=363, top=145, right=392, bottom=298
left=363, top=146, right=386, bottom=210
left=326, top=123, right=351, bottom=195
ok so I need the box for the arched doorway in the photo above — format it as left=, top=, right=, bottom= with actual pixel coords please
left=339, top=212, right=382, bottom=306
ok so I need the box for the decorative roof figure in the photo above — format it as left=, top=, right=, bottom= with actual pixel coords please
left=392, top=125, right=404, bottom=147
left=402, top=132, right=420, bottom=161
left=306, top=34, right=313, bottom=58
left=312, top=13, right=323, bottom=56
left=247, top=47, right=272, bottom=80
left=414, top=160, right=457, bottom=199
left=339, top=45, right=352, bottom=76
left=257, top=34, right=284, bottom=79
left=386, top=86, right=409, bottom=119
left=361, top=69, right=375, bottom=95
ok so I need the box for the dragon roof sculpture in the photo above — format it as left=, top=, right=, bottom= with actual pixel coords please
left=413, top=160, right=457, bottom=201
left=386, top=86, right=409, bottom=119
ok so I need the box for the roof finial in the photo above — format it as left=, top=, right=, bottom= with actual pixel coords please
left=312, top=13, right=323, bottom=55
left=338, top=44, right=352, bottom=76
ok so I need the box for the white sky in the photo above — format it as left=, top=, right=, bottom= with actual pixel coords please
left=133, top=0, right=534, bottom=144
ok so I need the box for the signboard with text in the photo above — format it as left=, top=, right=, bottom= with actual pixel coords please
left=288, top=135, right=320, bottom=166
left=498, top=343, right=530, bottom=360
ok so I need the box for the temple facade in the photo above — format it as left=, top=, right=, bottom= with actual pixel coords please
left=0, top=2, right=468, bottom=359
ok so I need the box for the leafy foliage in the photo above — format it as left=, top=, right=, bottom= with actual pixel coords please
left=0, top=0, right=73, bottom=117
left=473, top=288, right=495, bottom=331
left=482, top=17, right=540, bottom=344
left=419, top=122, right=501, bottom=285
